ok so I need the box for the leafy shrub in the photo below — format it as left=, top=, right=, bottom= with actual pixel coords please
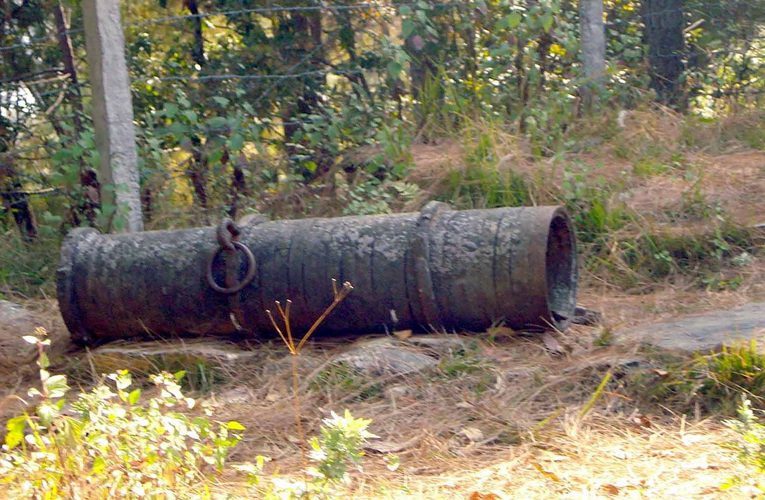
left=308, top=410, right=375, bottom=484
left=2, top=307, right=387, bottom=498
left=0, top=329, right=245, bottom=498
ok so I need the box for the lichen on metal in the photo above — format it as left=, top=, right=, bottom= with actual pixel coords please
left=56, top=203, right=578, bottom=346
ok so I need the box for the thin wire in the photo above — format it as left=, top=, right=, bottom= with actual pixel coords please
left=0, top=27, right=84, bottom=54
left=0, top=187, right=62, bottom=197
left=140, top=68, right=363, bottom=83
left=124, top=1, right=470, bottom=28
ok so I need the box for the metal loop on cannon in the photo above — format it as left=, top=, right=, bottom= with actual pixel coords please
left=206, top=219, right=256, bottom=295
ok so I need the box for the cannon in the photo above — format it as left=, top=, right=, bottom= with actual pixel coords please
left=56, top=202, right=578, bottom=345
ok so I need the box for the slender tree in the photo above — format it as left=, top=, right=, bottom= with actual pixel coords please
left=642, top=0, right=687, bottom=109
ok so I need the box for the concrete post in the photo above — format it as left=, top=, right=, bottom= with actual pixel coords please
left=82, top=0, right=143, bottom=232
left=579, top=0, right=606, bottom=107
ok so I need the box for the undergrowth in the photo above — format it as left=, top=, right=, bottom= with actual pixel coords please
left=63, top=348, right=233, bottom=396
left=723, top=398, right=765, bottom=494
left=0, top=329, right=245, bottom=497
left=0, top=229, right=60, bottom=298
left=628, top=340, right=765, bottom=416
left=1, top=289, right=388, bottom=499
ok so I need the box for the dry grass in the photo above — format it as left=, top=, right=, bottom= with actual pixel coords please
left=185, top=315, right=756, bottom=498
left=2, top=266, right=763, bottom=498
left=1, top=301, right=757, bottom=497
left=348, top=417, right=748, bottom=499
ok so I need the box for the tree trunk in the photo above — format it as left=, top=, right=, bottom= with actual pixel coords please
left=188, top=136, right=209, bottom=214
left=184, top=0, right=205, bottom=67
left=514, top=36, right=529, bottom=130
left=54, top=1, right=100, bottom=226
left=280, top=12, right=332, bottom=178
left=227, top=152, right=248, bottom=219
left=406, top=34, right=437, bottom=131
left=281, top=13, right=312, bottom=148
left=336, top=10, right=372, bottom=100
left=642, top=0, right=686, bottom=110
left=1, top=191, right=38, bottom=242
left=141, top=184, right=153, bottom=223
left=53, top=1, right=84, bottom=125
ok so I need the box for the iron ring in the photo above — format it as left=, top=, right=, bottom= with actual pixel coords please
left=205, top=241, right=256, bottom=294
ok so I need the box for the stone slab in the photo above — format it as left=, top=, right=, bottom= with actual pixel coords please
left=619, top=301, right=765, bottom=352
left=334, top=337, right=438, bottom=376
left=0, top=300, right=39, bottom=369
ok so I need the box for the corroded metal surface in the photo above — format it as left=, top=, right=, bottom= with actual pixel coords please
left=57, top=203, right=578, bottom=345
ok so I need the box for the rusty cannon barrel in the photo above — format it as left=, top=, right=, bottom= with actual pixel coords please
left=57, top=203, right=578, bottom=345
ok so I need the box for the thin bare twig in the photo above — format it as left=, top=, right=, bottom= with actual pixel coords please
left=264, top=279, right=354, bottom=474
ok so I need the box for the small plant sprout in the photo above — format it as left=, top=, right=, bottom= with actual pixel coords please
left=308, top=410, right=377, bottom=485
left=722, top=397, right=765, bottom=493
left=265, top=279, right=354, bottom=466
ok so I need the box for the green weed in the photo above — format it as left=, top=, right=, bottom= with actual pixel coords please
left=63, top=349, right=230, bottom=395
left=631, top=341, right=765, bottom=416
left=701, top=342, right=765, bottom=413
left=593, top=326, right=615, bottom=347
left=632, top=158, right=671, bottom=177
left=559, top=168, right=630, bottom=244
left=0, top=229, right=60, bottom=297
left=721, top=398, right=765, bottom=493
left=590, top=224, right=758, bottom=286
left=441, top=164, right=532, bottom=209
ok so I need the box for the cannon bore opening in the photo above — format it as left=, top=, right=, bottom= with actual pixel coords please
left=545, top=211, right=578, bottom=329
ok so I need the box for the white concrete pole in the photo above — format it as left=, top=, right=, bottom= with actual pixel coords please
left=82, top=0, right=143, bottom=232
left=579, top=0, right=606, bottom=107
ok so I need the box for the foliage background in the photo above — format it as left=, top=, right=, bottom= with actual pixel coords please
left=1, top=0, right=765, bottom=295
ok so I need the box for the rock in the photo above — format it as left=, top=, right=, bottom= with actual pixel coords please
left=85, top=339, right=259, bottom=377
left=619, top=301, right=765, bottom=352
left=572, top=306, right=603, bottom=326
left=214, top=385, right=255, bottom=405
left=0, top=300, right=40, bottom=369
left=404, top=334, right=468, bottom=354
left=334, top=337, right=438, bottom=376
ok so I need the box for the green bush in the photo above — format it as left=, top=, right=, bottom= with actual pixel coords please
left=633, top=341, right=765, bottom=416
left=0, top=329, right=245, bottom=498
left=701, top=341, right=765, bottom=413
left=309, top=410, right=377, bottom=486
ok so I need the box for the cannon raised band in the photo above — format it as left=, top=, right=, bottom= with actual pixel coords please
left=57, top=203, right=578, bottom=345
